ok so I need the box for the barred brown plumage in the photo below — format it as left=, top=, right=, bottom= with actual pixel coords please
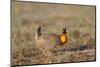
left=34, top=26, right=68, bottom=50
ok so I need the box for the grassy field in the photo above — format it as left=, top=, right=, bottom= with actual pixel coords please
left=11, top=1, right=96, bottom=66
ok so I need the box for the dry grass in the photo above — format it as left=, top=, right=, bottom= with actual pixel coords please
left=11, top=1, right=96, bottom=66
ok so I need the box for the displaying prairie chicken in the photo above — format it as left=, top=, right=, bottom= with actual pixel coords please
left=34, top=26, right=68, bottom=51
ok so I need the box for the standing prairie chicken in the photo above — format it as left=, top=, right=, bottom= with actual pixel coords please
left=34, top=26, right=68, bottom=50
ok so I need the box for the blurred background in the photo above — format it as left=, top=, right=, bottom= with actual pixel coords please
left=11, top=0, right=96, bottom=66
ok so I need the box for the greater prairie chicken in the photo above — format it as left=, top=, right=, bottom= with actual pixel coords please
left=34, top=26, right=68, bottom=50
